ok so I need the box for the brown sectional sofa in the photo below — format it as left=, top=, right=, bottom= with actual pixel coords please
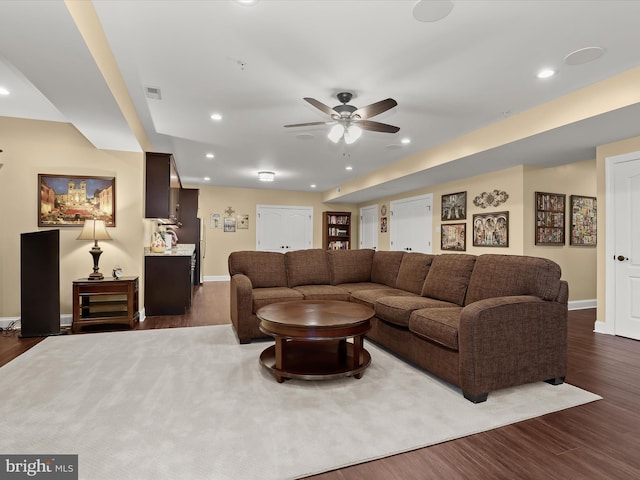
left=228, top=248, right=568, bottom=402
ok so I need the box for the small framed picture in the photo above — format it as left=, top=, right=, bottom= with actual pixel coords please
left=441, top=191, right=467, bottom=221
left=224, top=216, right=236, bottom=232
left=472, top=211, right=509, bottom=247
left=237, top=214, right=249, bottom=229
left=441, top=223, right=466, bottom=251
left=211, top=213, right=222, bottom=229
left=570, top=195, right=597, bottom=246
left=535, top=191, right=565, bottom=245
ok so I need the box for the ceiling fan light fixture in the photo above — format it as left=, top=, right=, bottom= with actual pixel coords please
left=344, top=124, right=363, bottom=145
left=328, top=124, right=345, bottom=143
left=258, top=171, right=275, bottom=182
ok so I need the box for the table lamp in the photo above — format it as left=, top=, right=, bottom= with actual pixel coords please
left=77, top=219, right=111, bottom=280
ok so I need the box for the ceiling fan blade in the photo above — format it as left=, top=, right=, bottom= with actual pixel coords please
left=304, top=97, right=339, bottom=117
left=284, top=121, right=333, bottom=128
left=352, top=98, right=397, bottom=119
left=356, top=119, right=400, bottom=133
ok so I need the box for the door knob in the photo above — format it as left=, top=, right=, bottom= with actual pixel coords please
left=617, top=255, right=628, bottom=261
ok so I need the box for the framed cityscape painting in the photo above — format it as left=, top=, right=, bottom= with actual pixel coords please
left=441, top=223, right=466, bottom=251
left=535, top=191, right=565, bottom=245
left=441, top=191, right=467, bottom=221
left=38, top=174, right=115, bottom=227
left=472, top=211, right=509, bottom=247
left=570, top=195, right=597, bottom=246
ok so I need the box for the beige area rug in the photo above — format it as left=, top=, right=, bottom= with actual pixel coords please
left=0, top=325, right=600, bottom=480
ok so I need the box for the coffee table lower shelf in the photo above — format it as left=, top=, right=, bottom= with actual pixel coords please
left=259, top=341, right=371, bottom=382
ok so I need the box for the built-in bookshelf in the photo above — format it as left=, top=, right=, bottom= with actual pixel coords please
left=323, top=211, right=351, bottom=250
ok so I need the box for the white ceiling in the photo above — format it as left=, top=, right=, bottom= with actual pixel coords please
left=1, top=0, right=640, bottom=203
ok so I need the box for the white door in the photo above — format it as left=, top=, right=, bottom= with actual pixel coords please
left=256, top=205, right=313, bottom=252
left=359, top=205, right=378, bottom=250
left=607, top=151, right=640, bottom=339
left=390, top=194, right=433, bottom=253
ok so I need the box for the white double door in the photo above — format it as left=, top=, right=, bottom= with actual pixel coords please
left=256, top=205, right=313, bottom=252
left=390, top=194, right=433, bottom=253
left=607, top=151, right=640, bottom=340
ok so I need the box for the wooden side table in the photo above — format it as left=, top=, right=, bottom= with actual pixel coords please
left=72, top=277, right=139, bottom=333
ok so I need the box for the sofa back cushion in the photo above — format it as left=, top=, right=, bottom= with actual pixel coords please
left=370, top=251, right=405, bottom=287
left=228, top=251, right=288, bottom=288
left=464, top=254, right=562, bottom=305
left=421, top=254, right=477, bottom=306
left=396, top=253, right=435, bottom=295
left=327, top=249, right=375, bottom=285
left=285, top=249, right=331, bottom=287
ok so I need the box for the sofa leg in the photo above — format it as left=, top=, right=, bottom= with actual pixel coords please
left=544, top=376, right=565, bottom=386
left=238, top=336, right=251, bottom=344
left=463, top=391, right=488, bottom=403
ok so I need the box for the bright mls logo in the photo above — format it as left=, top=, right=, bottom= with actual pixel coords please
left=0, top=455, right=77, bottom=479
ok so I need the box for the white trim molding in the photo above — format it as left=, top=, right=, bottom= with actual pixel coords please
left=204, top=275, right=231, bottom=282
left=568, top=299, right=596, bottom=311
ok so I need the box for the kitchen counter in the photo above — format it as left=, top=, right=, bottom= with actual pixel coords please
left=144, top=243, right=195, bottom=257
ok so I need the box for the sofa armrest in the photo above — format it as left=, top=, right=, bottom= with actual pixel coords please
left=458, top=295, right=567, bottom=399
left=230, top=273, right=254, bottom=343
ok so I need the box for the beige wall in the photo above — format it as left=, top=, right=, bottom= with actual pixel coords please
left=595, top=135, right=640, bottom=325
left=192, top=185, right=358, bottom=278
left=0, top=116, right=144, bottom=318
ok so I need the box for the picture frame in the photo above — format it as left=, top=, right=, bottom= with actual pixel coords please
left=472, top=211, right=509, bottom=247
left=224, top=216, right=236, bottom=232
left=441, top=191, right=467, bottom=221
left=570, top=195, right=597, bottom=246
left=38, top=174, right=115, bottom=227
left=441, top=223, right=466, bottom=251
left=211, top=213, right=222, bottom=229
left=535, top=191, right=565, bottom=245
left=237, top=214, right=249, bottom=229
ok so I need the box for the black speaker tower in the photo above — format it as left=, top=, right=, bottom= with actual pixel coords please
left=19, top=230, right=61, bottom=337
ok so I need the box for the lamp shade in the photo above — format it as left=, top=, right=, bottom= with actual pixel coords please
left=77, top=219, right=111, bottom=241
left=344, top=125, right=363, bottom=145
left=328, top=124, right=345, bottom=143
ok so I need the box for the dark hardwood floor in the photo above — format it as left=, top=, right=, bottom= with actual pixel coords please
left=2, top=282, right=639, bottom=479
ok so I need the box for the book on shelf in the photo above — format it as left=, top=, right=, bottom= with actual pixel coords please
left=328, top=241, right=349, bottom=250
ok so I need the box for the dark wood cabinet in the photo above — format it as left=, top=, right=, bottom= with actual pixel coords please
left=145, top=152, right=182, bottom=221
left=323, top=211, right=351, bottom=250
left=72, top=277, right=139, bottom=333
left=144, top=255, right=193, bottom=316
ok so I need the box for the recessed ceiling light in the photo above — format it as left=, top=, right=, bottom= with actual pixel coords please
left=345, top=166, right=353, bottom=171
left=210, top=113, right=222, bottom=121
left=258, top=171, right=275, bottom=182
left=310, top=184, right=317, bottom=188
left=204, top=177, right=211, bottom=181
left=205, top=153, right=215, bottom=159
left=235, top=0, right=259, bottom=5
left=0, top=87, right=9, bottom=96
left=536, top=68, right=555, bottom=79
left=564, top=46, right=606, bottom=66
left=401, top=138, right=411, bottom=144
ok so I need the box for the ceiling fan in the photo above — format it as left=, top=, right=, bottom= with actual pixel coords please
left=284, top=92, right=399, bottom=144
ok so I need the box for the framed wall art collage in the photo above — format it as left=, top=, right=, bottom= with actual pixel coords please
left=535, top=191, right=597, bottom=246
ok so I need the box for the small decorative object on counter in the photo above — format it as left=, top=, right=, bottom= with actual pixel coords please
left=151, top=231, right=167, bottom=253
left=113, top=265, right=123, bottom=278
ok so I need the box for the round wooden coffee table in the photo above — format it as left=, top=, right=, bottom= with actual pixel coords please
left=257, top=300, right=374, bottom=383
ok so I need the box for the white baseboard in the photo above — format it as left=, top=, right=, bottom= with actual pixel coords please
left=594, top=320, right=615, bottom=335
left=568, top=299, right=596, bottom=311
left=203, top=275, right=230, bottom=282
left=0, top=317, right=20, bottom=329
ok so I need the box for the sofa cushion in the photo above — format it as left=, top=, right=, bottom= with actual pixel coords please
left=286, top=249, right=331, bottom=287
left=370, top=251, right=405, bottom=287
left=465, top=254, right=562, bottom=305
left=252, top=287, right=303, bottom=312
left=327, top=249, right=375, bottom=285
left=350, top=288, right=415, bottom=308
left=336, top=282, right=389, bottom=293
left=396, top=253, right=435, bottom=294
left=422, top=254, right=477, bottom=306
left=293, top=285, right=350, bottom=301
left=375, top=296, right=458, bottom=327
left=409, top=307, right=463, bottom=350
left=229, top=251, right=288, bottom=288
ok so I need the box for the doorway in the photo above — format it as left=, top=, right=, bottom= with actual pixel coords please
left=605, top=150, right=640, bottom=340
